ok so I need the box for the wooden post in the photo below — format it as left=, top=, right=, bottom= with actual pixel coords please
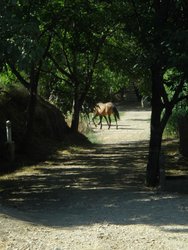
left=6, top=120, right=12, bottom=142
left=5, top=120, right=15, bottom=162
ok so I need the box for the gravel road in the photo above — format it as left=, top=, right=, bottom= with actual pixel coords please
left=0, top=105, right=188, bottom=250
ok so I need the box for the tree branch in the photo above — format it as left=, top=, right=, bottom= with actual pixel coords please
left=40, top=68, right=72, bottom=85
left=36, top=35, right=52, bottom=83
left=170, top=76, right=185, bottom=106
left=130, top=0, right=142, bottom=32
left=47, top=52, right=72, bottom=80
left=7, top=63, right=30, bottom=89
left=54, top=31, right=73, bottom=76
left=160, top=81, right=169, bottom=106
left=176, top=95, right=188, bottom=103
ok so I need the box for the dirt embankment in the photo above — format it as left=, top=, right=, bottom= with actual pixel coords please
left=0, top=105, right=188, bottom=250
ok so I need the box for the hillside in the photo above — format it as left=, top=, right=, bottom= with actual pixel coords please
left=0, top=87, right=89, bottom=168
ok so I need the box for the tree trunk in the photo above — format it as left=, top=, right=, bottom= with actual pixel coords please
left=146, top=64, right=163, bottom=187
left=146, top=115, right=163, bottom=186
left=71, top=101, right=80, bottom=132
left=70, top=81, right=89, bottom=132
left=70, top=84, right=83, bottom=132
left=23, top=67, right=38, bottom=147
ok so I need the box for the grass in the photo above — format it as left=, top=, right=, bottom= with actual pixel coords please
left=85, top=131, right=99, bottom=144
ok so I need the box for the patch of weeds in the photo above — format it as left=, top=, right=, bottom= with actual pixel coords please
left=85, top=130, right=100, bottom=144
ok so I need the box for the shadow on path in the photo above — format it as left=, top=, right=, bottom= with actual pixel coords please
left=0, top=140, right=188, bottom=230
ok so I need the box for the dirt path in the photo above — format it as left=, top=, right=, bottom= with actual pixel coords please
left=0, top=105, right=188, bottom=250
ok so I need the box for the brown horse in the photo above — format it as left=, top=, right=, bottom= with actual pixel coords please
left=92, top=102, right=120, bottom=129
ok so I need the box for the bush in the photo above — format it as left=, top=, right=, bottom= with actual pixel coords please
left=166, top=100, right=188, bottom=156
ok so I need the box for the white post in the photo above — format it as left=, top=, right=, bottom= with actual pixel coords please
left=6, top=120, right=12, bottom=143
left=5, top=120, right=15, bottom=162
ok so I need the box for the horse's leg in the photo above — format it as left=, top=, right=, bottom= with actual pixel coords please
left=92, top=114, right=98, bottom=127
left=108, top=115, right=111, bottom=129
left=99, top=116, right=103, bottom=129
left=98, top=118, right=101, bottom=125
left=114, top=114, right=118, bottom=129
left=103, top=116, right=109, bottom=128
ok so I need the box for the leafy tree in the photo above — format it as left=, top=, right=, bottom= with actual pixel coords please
left=0, top=0, right=52, bottom=145
left=46, top=0, right=122, bottom=131
left=122, top=0, right=188, bottom=186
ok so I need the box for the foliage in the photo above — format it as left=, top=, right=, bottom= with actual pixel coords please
left=0, top=68, right=17, bottom=88
left=166, top=98, right=188, bottom=134
left=0, top=1, right=146, bottom=115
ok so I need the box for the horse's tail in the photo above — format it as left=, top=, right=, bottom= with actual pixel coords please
left=113, top=106, right=120, bottom=120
